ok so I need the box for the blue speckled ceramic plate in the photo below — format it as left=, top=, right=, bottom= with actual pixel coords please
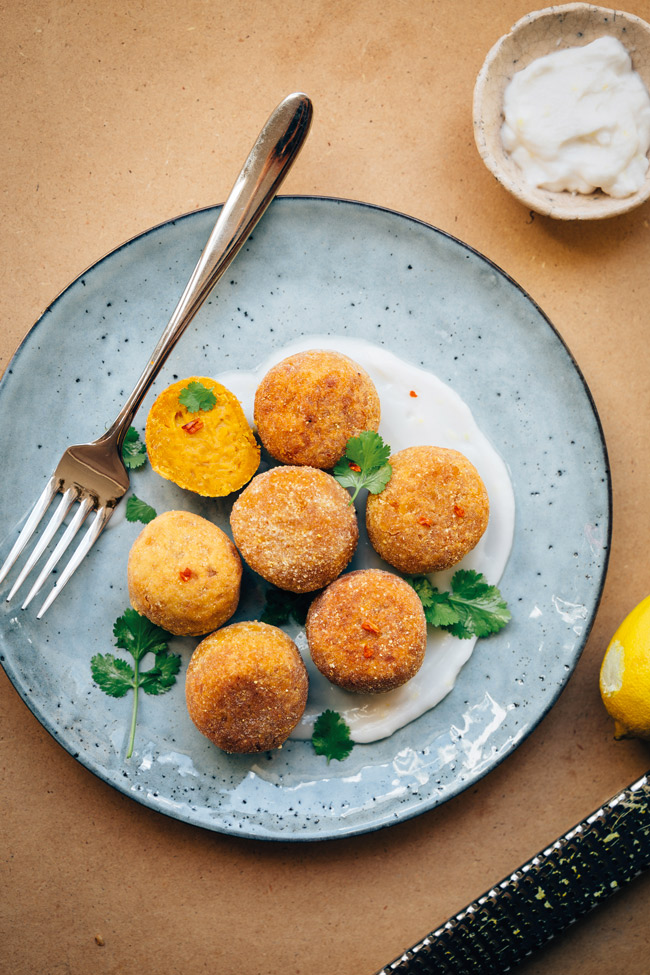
left=0, top=198, right=610, bottom=840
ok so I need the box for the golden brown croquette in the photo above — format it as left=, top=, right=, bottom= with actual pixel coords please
left=306, top=569, right=427, bottom=693
left=230, top=466, right=358, bottom=592
left=254, top=349, right=380, bottom=468
left=128, top=510, right=242, bottom=636
left=185, top=621, right=308, bottom=753
left=365, top=445, right=489, bottom=574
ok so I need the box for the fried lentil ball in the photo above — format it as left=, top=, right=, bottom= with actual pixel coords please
left=306, top=569, right=427, bottom=693
left=185, top=621, right=309, bottom=753
left=365, top=445, right=489, bottom=574
left=230, top=466, right=358, bottom=593
left=145, top=376, right=260, bottom=497
left=127, top=510, right=242, bottom=636
left=253, top=349, right=381, bottom=468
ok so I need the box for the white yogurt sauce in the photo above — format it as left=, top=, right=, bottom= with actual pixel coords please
left=217, top=337, right=515, bottom=744
left=501, top=36, right=650, bottom=198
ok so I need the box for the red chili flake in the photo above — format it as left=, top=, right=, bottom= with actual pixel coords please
left=182, top=418, right=204, bottom=434
left=362, top=644, right=374, bottom=659
left=179, top=567, right=193, bottom=581
left=418, top=515, right=432, bottom=527
left=453, top=504, right=465, bottom=518
left=348, top=461, right=361, bottom=472
left=361, top=620, right=380, bottom=635
left=409, top=390, right=418, bottom=398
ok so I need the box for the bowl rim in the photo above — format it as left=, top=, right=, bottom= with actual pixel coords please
left=473, top=2, right=650, bottom=219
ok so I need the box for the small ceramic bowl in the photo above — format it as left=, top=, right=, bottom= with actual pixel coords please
left=473, top=4, right=650, bottom=219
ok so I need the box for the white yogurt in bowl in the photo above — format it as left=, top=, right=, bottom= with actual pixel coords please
left=473, top=4, right=650, bottom=218
left=218, top=336, right=515, bottom=744
left=501, top=36, right=650, bottom=198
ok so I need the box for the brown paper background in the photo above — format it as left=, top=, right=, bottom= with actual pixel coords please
left=2, top=2, right=650, bottom=972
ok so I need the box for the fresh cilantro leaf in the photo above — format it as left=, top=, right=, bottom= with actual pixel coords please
left=447, top=569, right=511, bottom=638
left=422, top=590, right=464, bottom=630
left=333, top=431, right=392, bottom=503
left=125, top=495, right=157, bottom=525
left=90, top=653, right=135, bottom=697
left=179, top=380, right=217, bottom=413
left=407, top=574, right=436, bottom=608
left=312, top=710, right=354, bottom=763
left=92, top=609, right=180, bottom=758
left=113, top=608, right=170, bottom=662
left=407, top=569, right=511, bottom=639
left=139, top=652, right=182, bottom=694
left=261, top=587, right=313, bottom=627
left=121, top=427, right=147, bottom=470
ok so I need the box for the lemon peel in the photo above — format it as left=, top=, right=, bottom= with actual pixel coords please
left=599, top=594, right=650, bottom=740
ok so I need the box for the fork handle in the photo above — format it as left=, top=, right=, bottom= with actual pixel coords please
left=101, top=92, right=312, bottom=447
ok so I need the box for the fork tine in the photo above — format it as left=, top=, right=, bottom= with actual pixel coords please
left=0, top=476, right=59, bottom=586
left=21, top=496, right=95, bottom=609
left=6, top=486, right=79, bottom=601
left=36, top=505, right=113, bottom=619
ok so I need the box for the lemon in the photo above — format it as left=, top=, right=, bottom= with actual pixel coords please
left=599, top=594, right=650, bottom=740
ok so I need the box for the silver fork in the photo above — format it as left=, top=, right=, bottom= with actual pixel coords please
left=0, top=92, right=312, bottom=619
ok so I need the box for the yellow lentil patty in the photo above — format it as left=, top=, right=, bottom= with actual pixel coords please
left=128, top=510, right=242, bottom=636
left=366, top=445, right=489, bottom=574
left=230, top=466, right=358, bottom=593
left=306, top=569, right=427, bottom=693
left=254, top=349, right=380, bottom=468
left=185, top=621, right=308, bottom=753
left=146, top=376, right=260, bottom=497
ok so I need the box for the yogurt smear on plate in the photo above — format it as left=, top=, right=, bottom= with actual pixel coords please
left=218, top=336, right=515, bottom=744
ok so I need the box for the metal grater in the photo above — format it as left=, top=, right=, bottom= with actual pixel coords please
left=376, top=772, right=650, bottom=974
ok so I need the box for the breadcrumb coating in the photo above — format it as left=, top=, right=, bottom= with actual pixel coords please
left=230, top=466, right=358, bottom=592
left=254, top=349, right=380, bottom=468
left=128, top=510, right=242, bottom=636
left=306, top=569, right=427, bottom=693
left=366, top=445, right=489, bottom=573
left=185, top=621, right=308, bottom=753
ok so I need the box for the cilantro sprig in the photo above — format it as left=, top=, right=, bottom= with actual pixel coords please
left=179, top=380, right=217, bottom=413
left=407, top=569, right=511, bottom=639
left=125, top=495, right=157, bottom=525
left=261, top=586, right=313, bottom=627
left=312, top=710, right=354, bottom=763
left=121, top=427, right=147, bottom=470
left=333, top=431, right=392, bottom=503
left=91, top=609, right=180, bottom=759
